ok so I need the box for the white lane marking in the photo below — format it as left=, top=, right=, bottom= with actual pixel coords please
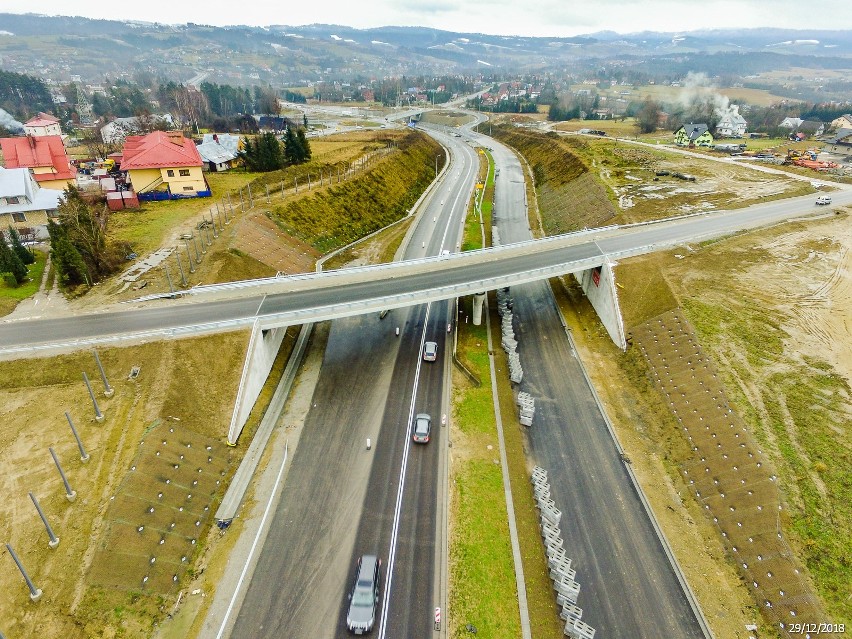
left=377, top=301, right=432, bottom=639
left=255, top=294, right=267, bottom=316
left=214, top=441, right=289, bottom=639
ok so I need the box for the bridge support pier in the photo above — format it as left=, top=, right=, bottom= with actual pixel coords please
left=226, top=321, right=288, bottom=445
left=472, top=292, right=487, bottom=325
left=575, top=260, right=627, bottom=350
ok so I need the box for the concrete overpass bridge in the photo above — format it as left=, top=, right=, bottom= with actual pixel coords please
left=1, top=189, right=840, bottom=442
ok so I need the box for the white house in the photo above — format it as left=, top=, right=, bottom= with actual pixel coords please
left=716, top=105, right=748, bottom=137
left=23, top=112, right=62, bottom=137
left=779, top=117, right=803, bottom=129
left=0, top=167, right=64, bottom=239
left=196, top=133, right=242, bottom=172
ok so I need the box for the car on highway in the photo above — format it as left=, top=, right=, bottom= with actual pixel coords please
left=815, top=195, right=832, bottom=205
left=412, top=413, right=432, bottom=443
left=346, top=554, right=381, bottom=634
left=423, top=341, right=438, bottom=361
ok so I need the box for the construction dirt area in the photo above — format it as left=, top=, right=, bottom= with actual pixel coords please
left=0, top=133, right=849, bottom=639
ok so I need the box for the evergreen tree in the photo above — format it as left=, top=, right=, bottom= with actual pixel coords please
left=283, top=127, right=299, bottom=165
left=8, top=226, right=35, bottom=265
left=238, top=133, right=283, bottom=172
left=0, top=234, right=28, bottom=285
left=296, top=129, right=312, bottom=162
left=47, top=220, right=87, bottom=286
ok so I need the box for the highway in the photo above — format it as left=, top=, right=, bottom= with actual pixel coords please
left=478, top=129, right=707, bottom=636
left=0, top=185, right=842, bottom=356
left=226, top=129, right=475, bottom=638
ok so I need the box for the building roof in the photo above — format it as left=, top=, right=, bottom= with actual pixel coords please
left=0, top=167, right=64, bottom=213
left=797, top=120, right=824, bottom=133
left=826, top=128, right=852, bottom=144
left=0, top=135, right=76, bottom=182
left=24, top=112, right=60, bottom=127
left=197, top=133, right=241, bottom=164
left=121, top=131, right=203, bottom=170
left=678, top=123, right=710, bottom=140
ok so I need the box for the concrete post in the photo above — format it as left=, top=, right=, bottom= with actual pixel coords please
left=247, top=183, right=254, bottom=207
left=184, top=240, right=195, bottom=273
left=175, top=251, right=187, bottom=287
left=5, top=544, right=42, bottom=601
left=217, top=208, right=224, bottom=230
left=294, top=176, right=298, bottom=193
left=265, top=183, right=270, bottom=203
left=239, top=188, right=244, bottom=211
left=227, top=192, right=233, bottom=216
left=197, top=234, right=206, bottom=256
left=83, top=372, right=104, bottom=422
left=472, top=292, right=486, bottom=326
left=49, top=446, right=77, bottom=502
left=210, top=215, right=218, bottom=239
left=29, top=492, right=59, bottom=548
left=164, top=263, right=176, bottom=296
left=204, top=224, right=212, bottom=246
left=92, top=349, right=113, bottom=397
left=65, top=412, right=89, bottom=463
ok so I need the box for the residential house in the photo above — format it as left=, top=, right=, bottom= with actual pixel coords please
left=0, top=167, right=63, bottom=238
left=23, top=112, right=62, bottom=137
left=196, top=133, right=242, bottom=172
left=824, top=128, right=852, bottom=156
left=779, top=117, right=803, bottom=129
left=793, top=120, right=825, bottom=139
left=100, top=114, right=174, bottom=144
left=121, top=131, right=208, bottom=199
left=0, top=135, right=77, bottom=190
left=830, top=114, right=852, bottom=131
left=674, top=123, right=714, bottom=147
left=715, top=105, right=747, bottom=138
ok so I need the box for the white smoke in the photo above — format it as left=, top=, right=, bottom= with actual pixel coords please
left=679, top=71, right=737, bottom=121
left=0, top=108, right=25, bottom=133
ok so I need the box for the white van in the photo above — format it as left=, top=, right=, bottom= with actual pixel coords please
left=815, top=195, right=832, bottom=206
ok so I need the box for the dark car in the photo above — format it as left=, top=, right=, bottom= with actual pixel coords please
left=347, top=554, right=381, bottom=634
left=412, top=413, right=431, bottom=444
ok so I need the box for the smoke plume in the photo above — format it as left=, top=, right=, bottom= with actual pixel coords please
left=0, top=108, right=25, bottom=133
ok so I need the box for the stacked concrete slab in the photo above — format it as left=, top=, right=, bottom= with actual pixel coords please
left=496, top=287, right=523, bottom=383
left=517, top=391, right=535, bottom=427
left=531, top=466, right=596, bottom=639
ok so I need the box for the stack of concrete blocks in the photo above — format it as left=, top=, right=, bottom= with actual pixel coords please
left=496, top=287, right=524, bottom=384
left=531, top=466, right=596, bottom=639
left=517, top=391, right=535, bottom=427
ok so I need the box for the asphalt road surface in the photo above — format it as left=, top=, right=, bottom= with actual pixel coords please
left=1, top=182, right=842, bottom=356
left=480, top=129, right=707, bottom=636
left=227, top=130, right=473, bottom=638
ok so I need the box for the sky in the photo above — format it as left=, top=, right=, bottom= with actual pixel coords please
left=1, top=1, right=849, bottom=37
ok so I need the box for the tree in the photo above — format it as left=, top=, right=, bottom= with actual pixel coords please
left=8, top=226, right=35, bottom=265
left=55, top=186, right=118, bottom=279
left=296, top=129, right=312, bottom=162
left=239, top=133, right=283, bottom=172
left=636, top=97, right=662, bottom=134
left=0, top=232, right=28, bottom=285
left=47, top=220, right=87, bottom=286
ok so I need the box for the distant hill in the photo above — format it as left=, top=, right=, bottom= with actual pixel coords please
left=0, top=13, right=850, bottom=87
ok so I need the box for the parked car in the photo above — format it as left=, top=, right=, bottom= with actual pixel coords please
left=346, top=555, right=381, bottom=634
left=412, top=413, right=432, bottom=443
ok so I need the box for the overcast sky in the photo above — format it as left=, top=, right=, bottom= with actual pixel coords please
left=1, top=1, right=848, bottom=37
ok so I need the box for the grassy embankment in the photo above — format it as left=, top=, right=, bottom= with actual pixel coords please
left=0, top=247, right=47, bottom=315
left=450, top=149, right=564, bottom=639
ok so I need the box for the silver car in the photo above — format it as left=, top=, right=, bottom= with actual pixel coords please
left=423, top=341, right=438, bottom=361
left=412, top=413, right=432, bottom=444
left=347, top=554, right=381, bottom=634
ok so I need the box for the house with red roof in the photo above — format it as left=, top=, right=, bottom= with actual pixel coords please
left=23, top=112, right=62, bottom=137
left=120, top=131, right=209, bottom=199
left=0, top=134, right=77, bottom=190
